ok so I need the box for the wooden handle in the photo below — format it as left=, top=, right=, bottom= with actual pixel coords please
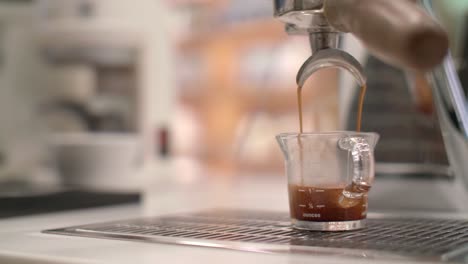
left=324, top=0, right=449, bottom=70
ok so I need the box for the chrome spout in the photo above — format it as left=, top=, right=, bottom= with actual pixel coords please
left=274, top=0, right=362, bottom=89
left=308, top=32, right=339, bottom=53
left=296, top=48, right=366, bottom=88
left=274, top=0, right=339, bottom=52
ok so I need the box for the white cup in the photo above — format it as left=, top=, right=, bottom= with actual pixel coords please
left=50, top=133, right=143, bottom=191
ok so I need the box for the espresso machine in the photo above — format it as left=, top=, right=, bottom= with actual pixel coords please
left=16, top=2, right=468, bottom=263
left=33, top=0, right=176, bottom=190
left=274, top=0, right=468, bottom=212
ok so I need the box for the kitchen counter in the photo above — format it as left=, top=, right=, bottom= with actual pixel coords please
left=0, top=175, right=464, bottom=264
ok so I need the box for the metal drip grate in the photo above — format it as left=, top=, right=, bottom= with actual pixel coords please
left=44, top=210, right=468, bottom=262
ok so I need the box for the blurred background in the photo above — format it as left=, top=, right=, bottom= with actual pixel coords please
left=0, top=0, right=338, bottom=184
left=0, top=0, right=466, bottom=216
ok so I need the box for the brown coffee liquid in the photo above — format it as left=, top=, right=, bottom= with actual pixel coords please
left=356, top=85, right=367, bottom=132
left=297, top=86, right=304, bottom=185
left=297, top=85, right=304, bottom=133
left=288, top=184, right=367, bottom=222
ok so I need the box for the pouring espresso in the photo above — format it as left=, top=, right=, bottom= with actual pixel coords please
left=275, top=0, right=449, bottom=231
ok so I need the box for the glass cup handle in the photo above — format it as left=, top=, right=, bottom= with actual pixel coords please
left=338, top=136, right=375, bottom=199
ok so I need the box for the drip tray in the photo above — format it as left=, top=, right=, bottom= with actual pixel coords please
left=44, top=210, right=468, bottom=262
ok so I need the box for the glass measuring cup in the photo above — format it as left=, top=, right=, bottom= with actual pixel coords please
left=277, top=132, right=379, bottom=231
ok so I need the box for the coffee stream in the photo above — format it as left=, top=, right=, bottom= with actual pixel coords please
left=297, top=85, right=367, bottom=134
left=293, top=85, right=368, bottom=221
left=356, top=85, right=367, bottom=133
left=297, top=86, right=304, bottom=133
left=297, top=86, right=304, bottom=186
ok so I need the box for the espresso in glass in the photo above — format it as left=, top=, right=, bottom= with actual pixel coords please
left=275, top=84, right=377, bottom=231
left=293, top=85, right=369, bottom=223
left=288, top=184, right=368, bottom=222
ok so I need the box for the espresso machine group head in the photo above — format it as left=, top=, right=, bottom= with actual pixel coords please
left=274, top=0, right=449, bottom=87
